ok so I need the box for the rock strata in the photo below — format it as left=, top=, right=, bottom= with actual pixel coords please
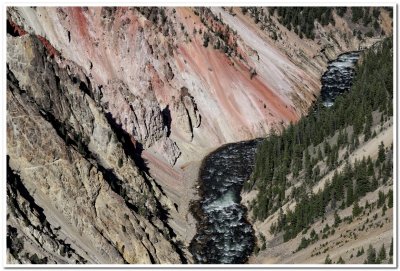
left=7, top=34, right=182, bottom=264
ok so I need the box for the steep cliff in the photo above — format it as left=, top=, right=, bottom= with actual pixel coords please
left=7, top=7, right=310, bottom=157
left=7, top=34, right=184, bottom=264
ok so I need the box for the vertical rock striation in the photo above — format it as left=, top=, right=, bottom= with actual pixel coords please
left=7, top=34, right=182, bottom=264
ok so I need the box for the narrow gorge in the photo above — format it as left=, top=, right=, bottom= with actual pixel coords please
left=190, top=50, right=361, bottom=264
left=6, top=6, right=393, bottom=265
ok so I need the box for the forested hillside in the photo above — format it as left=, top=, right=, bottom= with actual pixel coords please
left=245, top=37, right=393, bottom=263
left=240, top=7, right=391, bottom=40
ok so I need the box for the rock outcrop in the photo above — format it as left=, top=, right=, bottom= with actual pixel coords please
left=101, top=79, right=166, bottom=149
left=7, top=34, right=183, bottom=264
left=7, top=159, right=88, bottom=264
left=171, top=87, right=201, bottom=142
left=6, top=6, right=304, bottom=152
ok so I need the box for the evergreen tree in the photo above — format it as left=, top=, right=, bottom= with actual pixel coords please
left=357, top=246, right=365, bottom=256
left=378, top=191, right=385, bottom=208
left=334, top=211, right=341, bottom=227
left=382, top=204, right=387, bottom=216
left=336, top=7, right=347, bottom=17
left=378, top=141, right=386, bottom=164
left=351, top=7, right=364, bottom=23
left=388, top=189, right=393, bottom=208
left=347, top=183, right=354, bottom=207
left=371, top=175, right=378, bottom=191
left=367, top=156, right=374, bottom=176
left=367, top=244, right=377, bottom=264
left=250, top=37, right=393, bottom=240
left=325, top=254, right=332, bottom=264
left=352, top=200, right=362, bottom=217
left=378, top=244, right=386, bottom=262
left=317, top=146, right=323, bottom=161
left=337, top=256, right=345, bottom=264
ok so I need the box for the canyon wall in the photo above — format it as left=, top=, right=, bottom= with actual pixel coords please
left=6, top=7, right=391, bottom=263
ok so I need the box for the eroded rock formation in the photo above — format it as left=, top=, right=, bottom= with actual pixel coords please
left=6, top=6, right=391, bottom=264
left=7, top=34, right=183, bottom=264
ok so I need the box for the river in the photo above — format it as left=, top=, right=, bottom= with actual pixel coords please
left=189, top=140, right=261, bottom=264
left=189, top=51, right=360, bottom=264
left=320, top=52, right=360, bottom=107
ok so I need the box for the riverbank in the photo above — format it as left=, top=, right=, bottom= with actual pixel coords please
left=144, top=138, right=262, bottom=263
left=142, top=149, right=206, bottom=263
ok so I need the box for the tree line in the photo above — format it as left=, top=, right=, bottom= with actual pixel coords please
left=247, top=37, right=393, bottom=240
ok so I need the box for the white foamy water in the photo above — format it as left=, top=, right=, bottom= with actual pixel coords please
left=190, top=140, right=261, bottom=264
left=191, top=52, right=360, bottom=264
left=320, top=52, right=360, bottom=107
left=204, top=190, right=237, bottom=212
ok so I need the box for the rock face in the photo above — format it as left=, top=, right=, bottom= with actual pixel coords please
left=6, top=6, right=391, bottom=264
left=7, top=160, right=88, bottom=264
left=7, top=34, right=183, bottom=264
left=171, top=87, right=201, bottom=142
left=6, top=7, right=304, bottom=152
left=101, top=79, right=166, bottom=149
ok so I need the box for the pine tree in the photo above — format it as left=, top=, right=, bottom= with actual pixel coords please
left=378, top=191, right=385, bottom=208
left=346, top=184, right=354, bottom=207
left=334, top=211, right=341, bottom=227
left=249, top=37, right=393, bottom=235
left=354, top=135, right=360, bottom=148
left=378, top=244, right=386, bottom=262
left=388, top=190, right=393, bottom=208
left=367, top=156, right=374, bottom=176
left=371, top=176, right=378, bottom=191
left=357, top=246, right=365, bottom=257
left=203, top=32, right=210, bottom=47
left=352, top=200, right=362, bottom=217
left=378, top=141, right=385, bottom=164
left=383, top=159, right=392, bottom=180
left=325, top=254, right=332, bottom=264
left=364, top=200, right=370, bottom=211
left=382, top=204, right=387, bottom=216
left=337, top=256, right=345, bottom=264
left=364, top=111, right=373, bottom=141
left=367, top=244, right=377, bottom=264
left=317, top=146, right=323, bottom=161
left=304, top=149, right=312, bottom=179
